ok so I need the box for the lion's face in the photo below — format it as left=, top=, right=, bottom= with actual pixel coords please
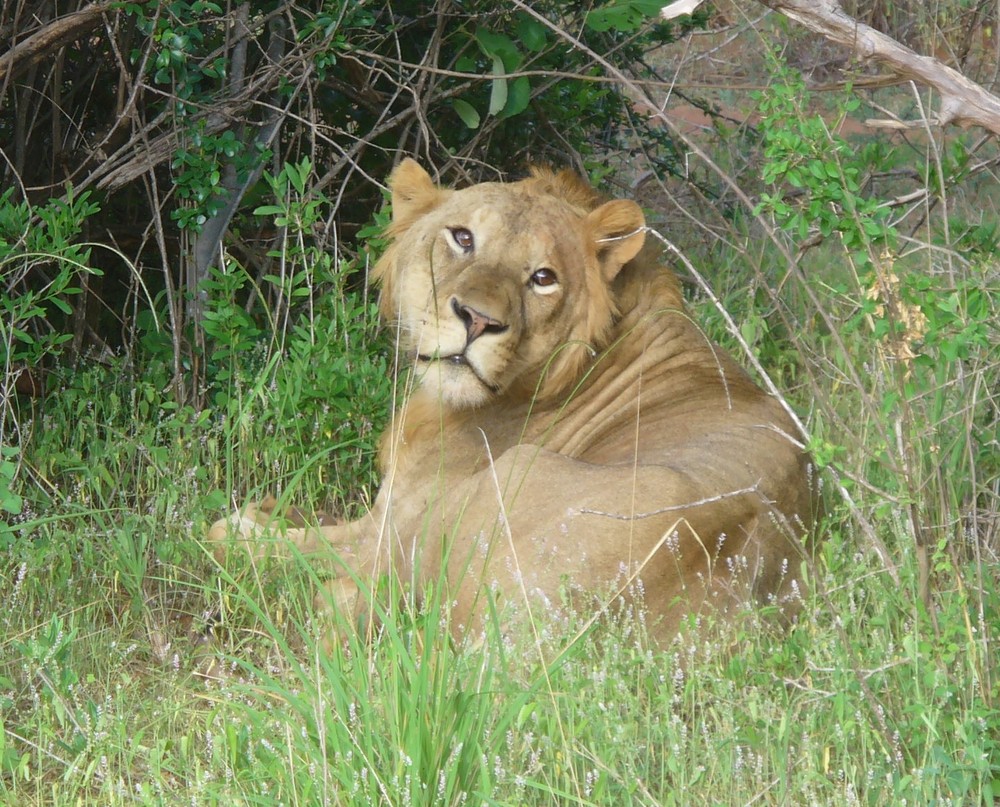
left=375, top=160, right=647, bottom=407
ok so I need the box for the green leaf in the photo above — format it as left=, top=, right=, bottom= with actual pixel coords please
left=452, top=99, right=481, bottom=129
left=202, top=488, right=229, bottom=511
left=488, top=56, right=507, bottom=116
left=500, top=76, right=531, bottom=119
left=475, top=28, right=521, bottom=71
left=585, top=0, right=662, bottom=33
left=49, top=296, right=73, bottom=315
left=455, top=54, right=476, bottom=73
left=516, top=17, right=547, bottom=52
left=0, top=487, right=22, bottom=516
left=290, top=157, right=311, bottom=194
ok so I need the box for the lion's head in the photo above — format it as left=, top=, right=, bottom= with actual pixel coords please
left=372, top=159, right=648, bottom=407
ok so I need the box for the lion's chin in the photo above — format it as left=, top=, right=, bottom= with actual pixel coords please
left=415, top=357, right=498, bottom=408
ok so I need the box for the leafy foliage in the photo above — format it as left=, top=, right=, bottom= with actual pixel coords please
left=1, top=0, right=687, bottom=405
left=0, top=189, right=101, bottom=368
left=1, top=188, right=102, bottom=527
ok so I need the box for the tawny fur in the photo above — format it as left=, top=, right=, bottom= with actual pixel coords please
left=208, top=159, right=816, bottom=645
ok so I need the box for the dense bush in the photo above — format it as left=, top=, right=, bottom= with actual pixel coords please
left=1, top=0, right=698, bottom=404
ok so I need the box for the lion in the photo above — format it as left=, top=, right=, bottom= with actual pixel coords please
left=208, top=159, right=816, bottom=646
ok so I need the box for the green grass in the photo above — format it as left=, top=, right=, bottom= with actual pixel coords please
left=2, top=338, right=998, bottom=805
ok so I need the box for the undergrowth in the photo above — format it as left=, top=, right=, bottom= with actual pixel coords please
left=2, top=55, right=999, bottom=806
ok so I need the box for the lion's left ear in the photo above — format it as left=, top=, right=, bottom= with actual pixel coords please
left=585, top=199, right=646, bottom=281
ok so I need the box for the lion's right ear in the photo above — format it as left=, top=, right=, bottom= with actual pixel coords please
left=389, top=159, right=443, bottom=227
left=586, top=199, right=646, bottom=282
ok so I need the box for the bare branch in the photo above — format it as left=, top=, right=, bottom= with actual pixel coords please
left=756, top=0, right=1000, bottom=135
left=0, top=1, right=142, bottom=84
left=662, top=0, right=1000, bottom=135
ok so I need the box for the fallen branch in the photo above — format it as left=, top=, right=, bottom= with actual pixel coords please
left=762, top=0, right=1000, bottom=133
left=662, top=0, right=1000, bottom=136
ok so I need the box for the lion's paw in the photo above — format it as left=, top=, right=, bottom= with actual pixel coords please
left=206, top=496, right=282, bottom=562
left=315, top=576, right=360, bottom=618
left=313, top=576, right=372, bottom=650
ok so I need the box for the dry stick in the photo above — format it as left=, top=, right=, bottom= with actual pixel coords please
left=87, top=6, right=311, bottom=195
left=511, top=0, right=900, bottom=583
left=93, top=78, right=279, bottom=192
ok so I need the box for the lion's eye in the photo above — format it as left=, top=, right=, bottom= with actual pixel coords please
left=448, top=227, right=475, bottom=254
left=530, top=268, right=559, bottom=293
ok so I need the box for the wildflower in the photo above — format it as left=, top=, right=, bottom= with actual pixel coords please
left=865, top=254, right=927, bottom=367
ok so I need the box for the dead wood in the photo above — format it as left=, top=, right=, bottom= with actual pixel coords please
left=662, top=0, right=1000, bottom=136
left=756, top=0, right=1000, bottom=135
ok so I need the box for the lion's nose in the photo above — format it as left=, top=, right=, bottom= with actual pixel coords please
left=452, top=298, right=508, bottom=343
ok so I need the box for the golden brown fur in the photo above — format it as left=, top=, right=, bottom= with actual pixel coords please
left=209, top=159, right=816, bottom=645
